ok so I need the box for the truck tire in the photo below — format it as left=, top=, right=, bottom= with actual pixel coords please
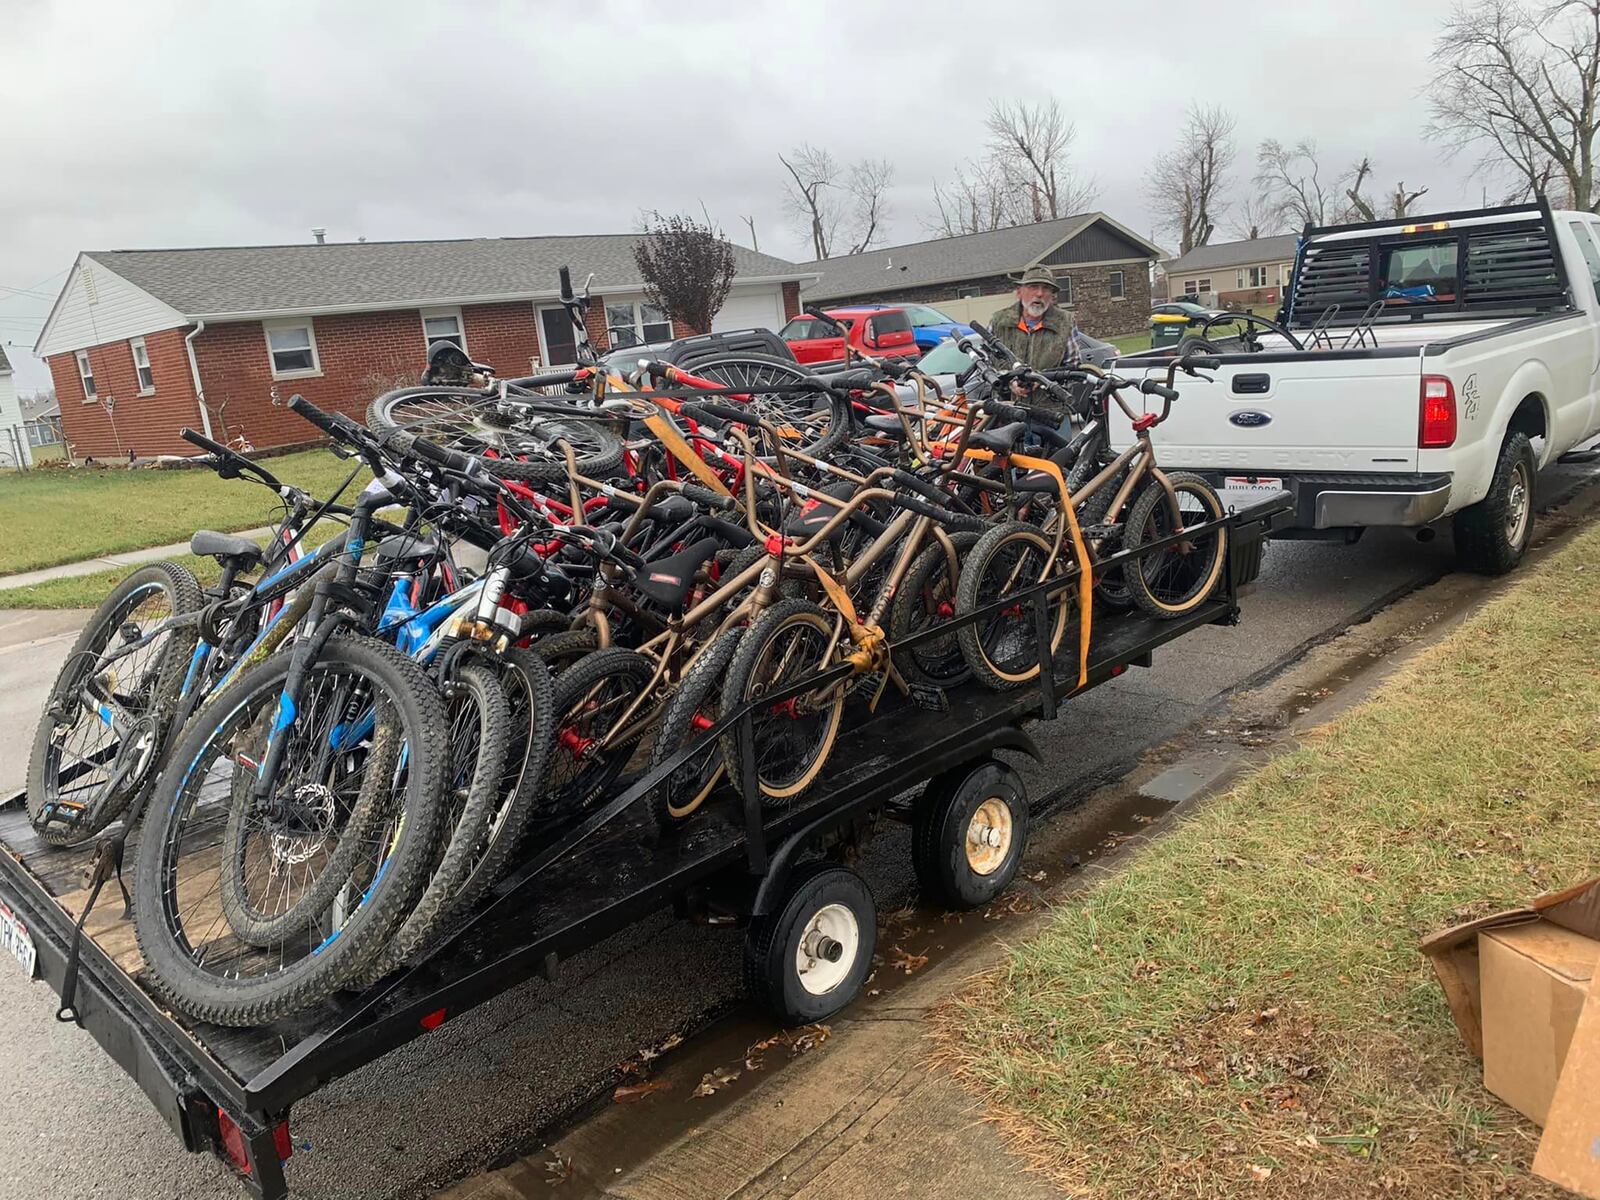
left=1454, top=431, right=1535, bottom=575
left=744, top=861, right=876, bottom=1025
left=912, top=759, right=1028, bottom=910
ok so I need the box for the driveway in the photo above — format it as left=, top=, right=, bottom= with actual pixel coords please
left=1, top=461, right=1595, bottom=1200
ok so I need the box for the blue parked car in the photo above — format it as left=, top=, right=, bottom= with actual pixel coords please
left=851, top=303, right=974, bottom=352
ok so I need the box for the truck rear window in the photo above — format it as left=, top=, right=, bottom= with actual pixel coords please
left=1379, top=240, right=1457, bottom=305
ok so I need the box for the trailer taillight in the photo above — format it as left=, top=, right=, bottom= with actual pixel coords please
left=1419, top=376, right=1457, bottom=448
left=216, top=1109, right=293, bottom=1177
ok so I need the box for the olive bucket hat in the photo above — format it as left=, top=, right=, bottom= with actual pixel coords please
left=1013, top=265, right=1060, bottom=291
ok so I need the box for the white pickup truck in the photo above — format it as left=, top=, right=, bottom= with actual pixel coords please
left=1116, top=202, right=1600, bottom=573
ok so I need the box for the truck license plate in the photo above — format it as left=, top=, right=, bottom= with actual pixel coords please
left=1224, top=475, right=1283, bottom=494
left=0, top=901, right=38, bottom=980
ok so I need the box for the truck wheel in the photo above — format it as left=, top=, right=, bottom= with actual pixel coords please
left=1454, top=431, right=1535, bottom=575
left=744, top=862, right=876, bottom=1025
left=912, top=759, right=1028, bottom=909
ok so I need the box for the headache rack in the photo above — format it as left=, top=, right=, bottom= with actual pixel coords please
left=0, top=493, right=1289, bottom=1200
left=1283, top=198, right=1574, bottom=329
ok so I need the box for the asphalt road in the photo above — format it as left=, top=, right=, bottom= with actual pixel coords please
left=1, top=462, right=1595, bottom=1200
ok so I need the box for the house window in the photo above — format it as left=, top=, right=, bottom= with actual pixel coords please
left=1057, top=276, right=1073, bottom=304
left=263, top=320, right=321, bottom=378
left=421, top=306, right=466, bottom=351
left=956, top=284, right=982, bottom=299
left=130, top=338, right=154, bottom=394
left=75, top=350, right=96, bottom=401
left=1108, top=270, right=1125, bottom=299
left=1244, top=266, right=1269, bottom=288
left=604, top=300, right=671, bottom=349
left=1183, top=279, right=1199, bottom=297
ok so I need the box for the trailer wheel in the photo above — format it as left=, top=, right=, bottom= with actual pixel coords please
left=744, top=862, right=876, bottom=1025
left=912, top=759, right=1028, bottom=909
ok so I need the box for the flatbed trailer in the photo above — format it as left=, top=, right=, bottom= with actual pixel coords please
left=0, top=494, right=1287, bottom=1199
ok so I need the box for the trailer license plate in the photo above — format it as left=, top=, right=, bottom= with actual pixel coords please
left=0, top=901, right=37, bottom=979
left=1224, top=475, right=1283, bottom=494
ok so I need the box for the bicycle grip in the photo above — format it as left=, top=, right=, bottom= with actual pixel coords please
left=179, top=426, right=234, bottom=457
left=682, top=484, right=736, bottom=512
left=1139, top=380, right=1180, bottom=402
left=1182, top=354, right=1222, bottom=371
left=892, top=492, right=988, bottom=535
left=287, top=394, right=345, bottom=437
left=559, top=266, right=573, bottom=299
left=985, top=401, right=1029, bottom=423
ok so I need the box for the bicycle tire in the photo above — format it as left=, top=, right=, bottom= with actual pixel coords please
left=446, top=648, right=556, bottom=917
left=887, top=531, right=979, bottom=689
left=27, top=561, right=203, bottom=846
left=719, top=599, right=844, bottom=807
left=690, top=353, right=850, bottom=460
left=366, top=391, right=624, bottom=483
left=1122, top=472, right=1227, bottom=619
left=133, top=636, right=447, bottom=1027
left=647, top=630, right=745, bottom=827
left=954, top=522, right=1069, bottom=691
left=347, top=660, right=513, bottom=985
left=540, top=647, right=656, bottom=822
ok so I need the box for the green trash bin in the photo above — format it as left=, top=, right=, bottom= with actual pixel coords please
left=1150, top=313, right=1191, bottom=348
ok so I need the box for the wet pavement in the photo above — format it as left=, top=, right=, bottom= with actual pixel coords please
left=0, top=460, right=1596, bottom=1200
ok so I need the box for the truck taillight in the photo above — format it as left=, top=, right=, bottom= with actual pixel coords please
left=1419, top=376, right=1456, bottom=448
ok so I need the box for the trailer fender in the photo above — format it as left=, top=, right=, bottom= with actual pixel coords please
left=750, top=729, right=1041, bottom=918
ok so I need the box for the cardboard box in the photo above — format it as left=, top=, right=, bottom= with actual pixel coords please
left=1422, top=876, right=1600, bottom=1198
left=1478, top=922, right=1597, bottom=1123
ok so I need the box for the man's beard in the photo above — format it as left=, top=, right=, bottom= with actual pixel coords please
left=1023, top=298, right=1049, bottom=317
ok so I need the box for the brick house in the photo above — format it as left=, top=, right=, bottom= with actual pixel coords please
left=800, top=213, right=1167, bottom=337
left=1161, top=233, right=1299, bottom=307
left=34, top=236, right=813, bottom=459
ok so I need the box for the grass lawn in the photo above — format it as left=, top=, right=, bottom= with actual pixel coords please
left=0, top=519, right=351, bottom=610
left=941, top=523, right=1600, bottom=1199
left=0, top=448, right=368, bottom=577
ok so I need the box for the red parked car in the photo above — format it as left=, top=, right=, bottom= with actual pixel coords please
left=779, top=306, right=921, bottom=365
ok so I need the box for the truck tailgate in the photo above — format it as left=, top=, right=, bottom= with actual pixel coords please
left=1120, top=358, right=1423, bottom=474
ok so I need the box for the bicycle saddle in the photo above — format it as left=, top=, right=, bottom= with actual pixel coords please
left=190, top=530, right=264, bottom=566
left=967, top=421, right=1027, bottom=453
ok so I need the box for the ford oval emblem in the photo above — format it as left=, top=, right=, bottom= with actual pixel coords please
left=1229, top=410, right=1272, bottom=428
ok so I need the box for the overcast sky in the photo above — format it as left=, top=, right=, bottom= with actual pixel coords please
left=0, top=0, right=1477, bottom=392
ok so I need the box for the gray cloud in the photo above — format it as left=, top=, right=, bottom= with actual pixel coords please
left=0, top=0, right=1468, bottom=391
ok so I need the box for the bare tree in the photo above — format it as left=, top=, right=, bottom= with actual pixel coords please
left=985, top=98, right=1097, bottom=220
left=780, top=144, right=845, bottom=259
left=740, top=215, right=759, bottom=252
left=928, top=158, right=1015, bottom=236
left=1428, top=0, right=1600, bottom=210
left=1229, top=193, right=1283, bottom=240
left=1389, top=180, right=1431, bottom=217
left=1343, top=156, right=1379, bottom=220
left=1147, top=105, right=1237, bottom=253
left=1256, top=139, right=1340, bottom=227
left=846, top=158, right=895, bottom=253
left=632, top=211, right=737, bottom=335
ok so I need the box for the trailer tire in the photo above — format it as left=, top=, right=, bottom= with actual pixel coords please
left=1454, top=431, right=1535, bottom=575
left=912, top=759, right=1028, bottom=909
left=744, top=861, right=876, bottom=1025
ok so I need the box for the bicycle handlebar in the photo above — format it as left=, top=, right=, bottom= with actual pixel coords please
left=681, top=483, right=737, bottom=512
left=179, top=427, right=286, bottom=492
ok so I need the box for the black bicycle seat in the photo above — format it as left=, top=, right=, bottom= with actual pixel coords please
left=968, top=421, right=1027, bottom=453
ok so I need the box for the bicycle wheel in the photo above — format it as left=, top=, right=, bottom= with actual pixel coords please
left=647, top=631, right=745, bottom=827
left=719, top=599, right=845, bottom=806
left=446, top=649, right=556, bottom=916
left=539, top=648, right=656, bottom=823
left=528, top=628, right=600, bottom=678
left=690, top=353, right=849, bottom=459
left=347, top=660, right=512, bottom=985
left=888, top=531, right=979, bottom=689
left=1122, top=472, right=1227, bottom=619
left=27, top=562, right=203, bottom=846
left=133, top=636, right=447, bottom=1027
left=955, top=522, right=1070, bottom=691
left=367, top=391, right=624, bottom=483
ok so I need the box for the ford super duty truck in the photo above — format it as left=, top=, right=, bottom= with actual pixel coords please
left=1116, top=201, right=1600, bottom=572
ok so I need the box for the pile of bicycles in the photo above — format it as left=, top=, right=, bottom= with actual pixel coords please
left=23, top=269, right=1230, bottom=1028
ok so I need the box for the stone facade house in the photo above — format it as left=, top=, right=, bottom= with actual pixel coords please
left=800, top=213, right=1167, bottom=337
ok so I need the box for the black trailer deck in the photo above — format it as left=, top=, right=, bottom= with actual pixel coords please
left=0, top=494, right=1288, bottom=1199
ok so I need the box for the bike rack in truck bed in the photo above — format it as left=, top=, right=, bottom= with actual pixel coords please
left=0, top=493, right=1289, bottom=1200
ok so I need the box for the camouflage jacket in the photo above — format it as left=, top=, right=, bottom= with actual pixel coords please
left=987, top=301, right=1072, bottom=372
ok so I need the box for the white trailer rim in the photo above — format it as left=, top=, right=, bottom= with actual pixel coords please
left=795, top=902, right=859, bottom=995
